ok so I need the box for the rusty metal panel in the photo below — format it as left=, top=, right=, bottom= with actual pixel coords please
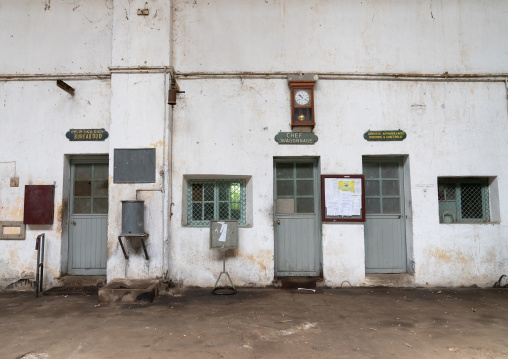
left=23, top=185, right=55, bottom=225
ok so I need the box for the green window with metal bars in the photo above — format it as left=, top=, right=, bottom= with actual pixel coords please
left=187, top=179, right=246, bottom=226
left=438, top=178, right=490, bottom=223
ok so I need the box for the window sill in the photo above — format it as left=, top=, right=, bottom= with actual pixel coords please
left=439, top=221, right=500, bottom=225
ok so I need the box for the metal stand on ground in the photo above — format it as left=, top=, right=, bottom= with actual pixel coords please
left=35, top=233, right=45, bottom=297
left=212, top=249, right=236, bottom=295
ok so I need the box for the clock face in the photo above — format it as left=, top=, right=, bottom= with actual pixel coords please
left=294, top=90, right=310, bottom=106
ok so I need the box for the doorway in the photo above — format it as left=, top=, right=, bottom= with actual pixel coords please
left=363, top=157, right=408, bottom=273
left=68, top=157, right=108, bottom=275
left=274, top=158, right=321, bottom=277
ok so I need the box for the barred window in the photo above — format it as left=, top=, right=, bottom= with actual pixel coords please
left=187, top=179, right=246, bottom=226
left=438, top=178, right=490, bottom=223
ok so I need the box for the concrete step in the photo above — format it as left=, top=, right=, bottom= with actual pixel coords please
left=44, top=276, right=106, bottom=296
left=276, top=277, right=322, bottom=289
left=55, top=275, right=106, bottom=287
left=98, top=278, right=160, bottom=303
left=364, top=273, right=415, bottom=287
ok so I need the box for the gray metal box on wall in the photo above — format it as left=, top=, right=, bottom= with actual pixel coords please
left=210, top=220, right=239, bottom=250
left=114, top=148, right=156, bottom=183
left=121, top=200, right=144, bottom=235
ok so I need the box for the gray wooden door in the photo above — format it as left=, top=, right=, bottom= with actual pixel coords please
left=363, top=158, right=406, bottom=273
left=274, top=159, right=321, bottom=277
left=68, top=159, right=108, bottom=275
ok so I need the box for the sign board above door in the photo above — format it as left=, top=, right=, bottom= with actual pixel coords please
left=66, top=129, right=109, bottom=141
left=363, top=130, right=406, bottom=141
left=275, top=132, right=318, bottom=145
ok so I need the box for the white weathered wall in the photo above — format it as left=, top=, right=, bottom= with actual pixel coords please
left=168, top=0, right=508, bottom=288
left=173, top=0, right=508, bottom=74
left=170, top=78, right=508, bottom=287
left=107, top=73, right=168, bottom=280
left=0, top=0, right=113, bottom=289
left=106, top=0, right=172, bottom=281
left=0, top=0, right=112, bottom=75
left=0, top=79, right=111, bottom=289
left=1, top=0, right=507, bottom=289
left=111, top=0, right=171, bottom=67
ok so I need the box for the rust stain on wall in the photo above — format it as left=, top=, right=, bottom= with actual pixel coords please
left=428, top=248, right=452, bottom=262
left=55, top=202, right=63, bottom=236
left=428, top=247, right=473, bottom=264
left=8, top=249, right=20, bottom=268
left=3, top=197, right=24, bottom=220
left=239, top=250, right=273, bottom=272
left=150, top=140, right=163, bottom=148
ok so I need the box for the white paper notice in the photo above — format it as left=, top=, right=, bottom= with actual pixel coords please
left=218, top=222, right=228, bottom=242
left=339, top=191, right=354, bottom=216
left=325, top=177, right=363, bottom=217
left=325, top=178, right=341, bottom=216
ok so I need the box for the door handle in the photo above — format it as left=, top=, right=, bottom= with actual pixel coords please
left=72, top=221, right=76, bottom=226
left=275, top=220, right=280, bottom=225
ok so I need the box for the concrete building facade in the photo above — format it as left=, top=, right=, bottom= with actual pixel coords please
left=1, top=0, right=507, bottom=290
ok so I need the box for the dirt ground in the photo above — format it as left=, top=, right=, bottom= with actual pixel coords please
left=0, top=287, right=507, bottom=359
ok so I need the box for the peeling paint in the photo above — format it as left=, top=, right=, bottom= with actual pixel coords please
left=2, top=197, right=24, bottom=220
left=239, top=250, right=273, bottom=272
left=150, top=140, right=164, bottom=148
left=427, top=247, right=473, bottom=265
left=55, top=202, right=63, bottom=236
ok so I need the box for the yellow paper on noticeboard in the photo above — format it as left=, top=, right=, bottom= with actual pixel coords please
left=339, top=181, right=355, bottom=192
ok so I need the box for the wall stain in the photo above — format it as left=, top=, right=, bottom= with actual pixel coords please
left=239, top=250, right=273, bottom=273
left=3, top=197, right=23, bottom=220
left=150, top=140, right=163, bottom=148
left=55, top=202, right=63, bottom=236
left=428, top=247, right=473, bottom=264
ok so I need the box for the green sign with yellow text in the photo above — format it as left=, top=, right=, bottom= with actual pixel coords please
left=363, top=130, right=406, bottom=141
left=66, top=128, right=109, bottom=141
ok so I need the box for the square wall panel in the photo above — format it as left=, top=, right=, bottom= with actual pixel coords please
left=24, top=185, right=55, bottom=225
left=114, top=148, right=156, bottom=183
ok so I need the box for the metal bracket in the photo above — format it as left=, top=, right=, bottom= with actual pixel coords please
left=118, top=234, right=150, bottom=260
left=56, top=80, right=75, bottom=96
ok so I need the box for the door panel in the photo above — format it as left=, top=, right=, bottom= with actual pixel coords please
left=363, top=158, right=406, bottom=273
left=68, top=160, right=108, bottom=275
left=276, top=217, right=318, bottom=274
left=274, top=159, right=321, bottom=277
left=70, top=216, right=107, bottom=272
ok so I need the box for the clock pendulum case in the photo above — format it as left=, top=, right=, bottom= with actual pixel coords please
left=290, top=82, right=315, bottom=128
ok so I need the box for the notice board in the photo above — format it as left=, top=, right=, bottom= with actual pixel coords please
left=321, top=175, right=365, bottom=222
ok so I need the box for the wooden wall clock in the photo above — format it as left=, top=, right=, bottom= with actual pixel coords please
left=290, top=81, right=315, bottom=128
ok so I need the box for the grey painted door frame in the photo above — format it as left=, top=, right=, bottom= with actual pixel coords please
left=273, top=157, right=322, bottom=277
left=68, top=156, right=108, bottom=275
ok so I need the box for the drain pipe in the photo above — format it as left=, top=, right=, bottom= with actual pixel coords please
left=505, top=79, right=508, bottom=117
left=161, top=70, right=172, bottom=282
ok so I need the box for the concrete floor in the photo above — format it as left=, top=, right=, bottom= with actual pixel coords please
left=1, top=287, right=507, bottom=359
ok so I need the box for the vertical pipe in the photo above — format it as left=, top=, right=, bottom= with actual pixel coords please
left=40, top=235, right=45, bottom=293
left=35, top=235, right=40, bottom=297
left=162, top=71, right=171, bottom=280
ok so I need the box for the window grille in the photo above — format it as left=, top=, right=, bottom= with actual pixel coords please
left=438, top=178, right=490, bottom=223
left=187, top=179, right=246, bottom=226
